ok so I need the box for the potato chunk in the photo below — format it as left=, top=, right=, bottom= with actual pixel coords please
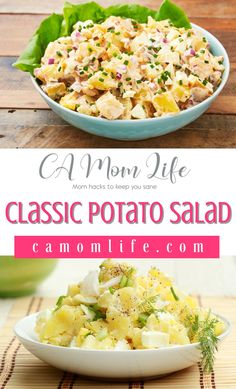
left=96, top=92, right=124, bottom=120
left=131, top=104, right=146, bottom=119
left=42, top=82, right=66, bottom=100
left=88, top=71, right=117, bottom=91
left=153, top=92, right=180, bottom=114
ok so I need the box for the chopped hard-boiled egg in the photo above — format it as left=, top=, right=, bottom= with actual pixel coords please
left=141, top=331, right=170, bottom=348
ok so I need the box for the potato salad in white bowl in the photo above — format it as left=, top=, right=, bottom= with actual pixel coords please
left=14, top=260, right=230, bottom=379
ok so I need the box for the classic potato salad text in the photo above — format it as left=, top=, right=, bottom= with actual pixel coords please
left=34, top=16, right=224, bottom=120
left=36, top=260, right=225, bottom=350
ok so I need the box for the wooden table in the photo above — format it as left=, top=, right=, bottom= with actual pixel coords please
left=0, top=0, right=235, bottom=148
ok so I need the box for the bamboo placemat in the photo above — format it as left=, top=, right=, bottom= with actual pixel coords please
left=0, top=296, right=235, bottom=389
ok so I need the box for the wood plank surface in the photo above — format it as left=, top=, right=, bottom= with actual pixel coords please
left=1, top=109, right=236, bottom=148
left=0, top=0, right=236, bottom=18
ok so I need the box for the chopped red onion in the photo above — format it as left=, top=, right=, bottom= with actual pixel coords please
left=116, top=72, right=122, bottom=80
left=75, top=31, right=81, bottom=38
left=162, top=38, right=168, bottom=43
left=185, top=48, right=195, bottom=57
left=48, top=58, right=54, bottom=65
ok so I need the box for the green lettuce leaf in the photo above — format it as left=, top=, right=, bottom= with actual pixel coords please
left=13, top=13, right=64, bottom=74
left=13, top=0, right=191, bottom=74
left=105, top=4, right=156, bottom=23
left=157, top=0, right=191, bottom=29
left=62, top=1, right=105, bottom=35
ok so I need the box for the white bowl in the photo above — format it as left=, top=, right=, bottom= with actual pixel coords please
left=14, top=312, right=230, bottom=380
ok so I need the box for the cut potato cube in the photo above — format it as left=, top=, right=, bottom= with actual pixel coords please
left=107, top=44, right=121, bottom=58
left=131, top=104, right=146, bottom=119
left=189, top=57, right=213, bottom=80
left=166, top=29, right=180, bottom=41
left=59, top=91, right=79, bottom=111
left=152, top=92, right=180, bottom=114
left=107, top=313, right=132, bottom=339
left=119, top=97, right=132, bottom=119
left=141, top=331, right=170, bottom=348
left=96, top=92, right=124, bottom=120
left=42, top=82, right=66, bottom=100
left=35, top=64, right=63, bottom=83
left=171, top=84, right=190, bottom=103
left=130, top=31, right=149, bottom=52
left=191, top=36, right=208, bottom=52
left=157, top=50, right=180, bottom=65
left=88, top=71, right=117, bottom=91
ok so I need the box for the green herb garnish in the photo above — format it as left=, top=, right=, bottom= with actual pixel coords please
left=88, top=305, right=106, bottom=321
left=161, top=70, right=171, bottom=82
left=170, top=286, right=179, bottom=301
left=54, top=295, right=66, bottom=311
left=138, top=312, right=149, bottom=327
left=186, top=312, right=219, bottom=374
left=198, top=314, right=219, bottom=374
left=138, top=295, right=158, bottom=314
left=119, top=274, right=128, bottom=288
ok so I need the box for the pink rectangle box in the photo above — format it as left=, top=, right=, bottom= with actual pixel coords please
left=14, top=236, right=219, bottom=259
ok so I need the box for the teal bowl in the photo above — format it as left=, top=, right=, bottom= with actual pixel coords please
left=31, top=24, right=229, bottom=141
left=0, top=256, right=57, bottom=297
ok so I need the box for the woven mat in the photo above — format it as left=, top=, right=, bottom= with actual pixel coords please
left=0, top=296, right=235, bottom=389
